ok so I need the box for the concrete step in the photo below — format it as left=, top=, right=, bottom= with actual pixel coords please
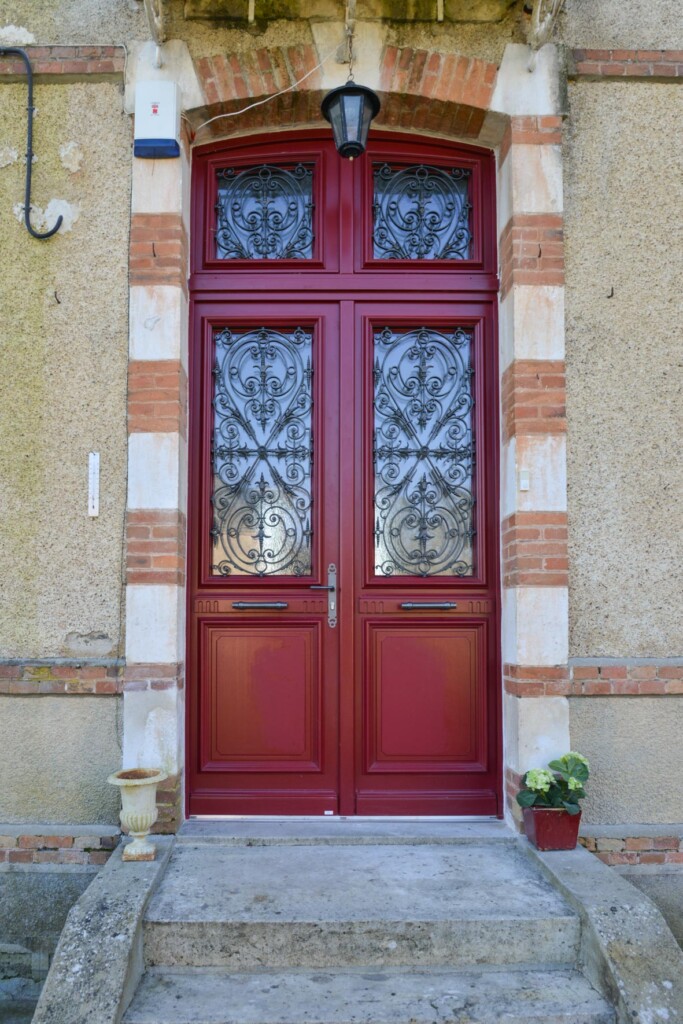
left=143, top=842, right=580, bottom=969
left=177, top=820, right=512, bottom=846
left=123, top=966, right=616, bottom=1024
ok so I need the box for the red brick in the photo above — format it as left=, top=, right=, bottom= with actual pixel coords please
left=7, top=850, right=33, bottom=863
left=624, top=837, right=652, bottom=851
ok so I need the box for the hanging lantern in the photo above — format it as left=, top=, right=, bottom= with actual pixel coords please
left=321, top=83, right=380, bottom=160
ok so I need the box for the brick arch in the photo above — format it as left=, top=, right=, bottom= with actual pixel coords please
left=190, top=44, right=499, bottom=142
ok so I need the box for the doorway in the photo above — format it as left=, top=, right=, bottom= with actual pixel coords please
left=188, top=131, right=501, bottom=816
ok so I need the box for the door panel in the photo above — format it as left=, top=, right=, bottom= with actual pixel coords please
left=188, top=132, right=501, bottom=817
left=350, top=302, right=499, bottom=815
left=188, top=301, right=341, bottom=814
left=201, top=620, right=322, bottom=770
left=364, top=622, right=485, bottom=772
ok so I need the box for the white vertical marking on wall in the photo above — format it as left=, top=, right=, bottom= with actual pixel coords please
left=88, top=452, right=100, bottom=517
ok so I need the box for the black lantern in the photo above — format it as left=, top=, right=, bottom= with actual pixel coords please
left=321, top=83, right=380, bottom=160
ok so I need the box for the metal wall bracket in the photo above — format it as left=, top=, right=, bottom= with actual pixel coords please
left=143, top=0, right=167, bottom=44
left=527, top=0, right=565, bottom=70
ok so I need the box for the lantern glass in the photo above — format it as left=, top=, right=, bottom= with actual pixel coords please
left=321, top=84, right=381, bottom=159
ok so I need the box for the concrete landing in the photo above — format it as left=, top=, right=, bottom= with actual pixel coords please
left=179, top=819, right=510, bottom=845
left=123, top=965, right=615, bottom=1024
left=144, top=841, right=580, bottom=969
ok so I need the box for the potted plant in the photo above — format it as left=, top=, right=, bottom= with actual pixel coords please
left=107, top=767, right=167, bottom=861
left=516, top=752, right=590, bottom=851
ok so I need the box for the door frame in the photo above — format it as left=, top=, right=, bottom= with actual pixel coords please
left=121, top=45, right=570, bottom=832
left=186, top=129, right=502, bottom=817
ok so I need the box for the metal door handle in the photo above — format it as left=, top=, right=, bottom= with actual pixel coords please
left=400, top=602, right=457, bottom=610
left=316, top=565, right=337, bottom=628
left=232, top=602, right=289, bottom=609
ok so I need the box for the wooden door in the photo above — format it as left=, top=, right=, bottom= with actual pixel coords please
left=188, top=132, right=501, bottom=816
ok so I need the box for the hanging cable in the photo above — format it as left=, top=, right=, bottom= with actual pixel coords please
left=192, top=39, right=342, bottom=135
left=0, top=47, right=63, bottom=239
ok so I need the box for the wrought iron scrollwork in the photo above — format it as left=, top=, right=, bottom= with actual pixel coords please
left=215, top=163, right=314, bottom=260
left=373, top=326, right=475, bottom=577
left=211, top=326, right=313, bottom=577
left=373, top=163, right=472, bottom=260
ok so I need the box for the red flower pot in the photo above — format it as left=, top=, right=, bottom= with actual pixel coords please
left=523, top=807, right=582, bottom=851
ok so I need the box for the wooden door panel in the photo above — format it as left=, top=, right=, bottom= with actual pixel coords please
left=188, top=300, right=340, bottom=814
left=351, top=300, right=500, bottom=814
left=189, top=134, right=501, bottom=818
left=200, top=620, right=322, bottom=771
left=364, top=621, right=487, bottom=773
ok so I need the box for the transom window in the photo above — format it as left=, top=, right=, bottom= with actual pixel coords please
left=215, top=164, right=314, bottom=260
left=372, top=163, right=472, bottom=261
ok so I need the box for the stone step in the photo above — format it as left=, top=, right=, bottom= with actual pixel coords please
left=123, top=966, right=616, bottom=1024
left=143, top=842, right=580, bottom=969
left=177, top=820, right=513, bottom=846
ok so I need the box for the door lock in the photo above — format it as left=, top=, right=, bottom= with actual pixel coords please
left=310, top=564, right=337, bottom=628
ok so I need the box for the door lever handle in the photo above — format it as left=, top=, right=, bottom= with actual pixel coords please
left=232, top=602, right=289, bottom=609
left=400, top=602, right=457, bottom=610
left=314, top=564, right=337, bottom=627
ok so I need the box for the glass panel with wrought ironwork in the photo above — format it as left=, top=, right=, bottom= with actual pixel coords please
left=211, top=326, right=313, bottom=576
left=215, top=164, right=314, bottom=260
left=373, top=326, right=475, bottom=577
left=373, top=164, right=472, bottom=260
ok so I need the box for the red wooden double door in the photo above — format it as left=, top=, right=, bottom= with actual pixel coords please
left=188, top=131, right=501, bottom=816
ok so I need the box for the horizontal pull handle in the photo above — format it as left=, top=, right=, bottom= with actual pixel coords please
left=400, top=602, right=458, bottom=610
left=232, top=602, right=289, bottom=610
left=309, top=584, right=335, bottom=591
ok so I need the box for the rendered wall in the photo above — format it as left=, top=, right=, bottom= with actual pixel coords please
left=563, top=78, right=683, bottom=820
left=0, top=81, right=130, bottom=659
left=1, top=1, right=681, bottom=831
left=562, top=0, right=683, bottom=50
left=564, top=82, right=683, bottom=659
left=0, top=697, right=121, bottom=823
left=569, top=698, right=682, bottom=824
left=0, top=78, right=129, bottom=822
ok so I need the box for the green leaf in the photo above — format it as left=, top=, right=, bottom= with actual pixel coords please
left=562, top=801, right=581, bottom=815
left=516, top=789, right=537, bottom=808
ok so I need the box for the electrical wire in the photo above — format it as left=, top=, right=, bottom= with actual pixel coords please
left=191, top=39, right=343, bottom=135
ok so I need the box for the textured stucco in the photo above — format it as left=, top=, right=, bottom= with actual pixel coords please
left=569, top=698, right=683, bottom=824
left=0, top=0, right=519, bottom=64
left=562, top=0, right=683, bottom=50
left=0, top=697, right=122, bottom=823
left=564, top=83, right=683, bottom=658
left=0, top=0, right=148, bottom=45
left=0, top=82, right=130, bottom=657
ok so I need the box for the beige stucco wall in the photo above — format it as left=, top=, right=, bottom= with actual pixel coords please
left=0, top=82, right=130, bottom=658
left=564, top=82, right=683, bottom=659
left=562, top=0, right=683, bottom=50
left=569, top=698, right=683, bottom=824
left=0, top=0, right=518, bottom=65
left=0, top=697, right=122, bottom=823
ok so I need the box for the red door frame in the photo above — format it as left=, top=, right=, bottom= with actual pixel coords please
left=187, top=129, right=501, bottom=817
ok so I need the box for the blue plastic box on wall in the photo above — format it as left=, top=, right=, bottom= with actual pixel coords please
left=134, top=80, right=181, bottom=158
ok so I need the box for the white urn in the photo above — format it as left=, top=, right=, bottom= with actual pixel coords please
left=107, top=768, right=167, bottom=861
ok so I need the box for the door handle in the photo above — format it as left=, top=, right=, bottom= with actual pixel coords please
left=400, top=602, right=457, bottom=610
left=232, top=602, right=289, bottom=609
left=311, top=564, right=337, bottom=628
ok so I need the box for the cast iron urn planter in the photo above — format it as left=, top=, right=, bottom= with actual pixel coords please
left=522, top=806, right=582, bottom=851
left=108, top=767, right=167, bottom=861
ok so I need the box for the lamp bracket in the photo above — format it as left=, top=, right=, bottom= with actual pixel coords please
left=527, top=0, right=564, bottom=70
left=344, top=0, right=356, bottom=64
left=143, top=0, right=167, bottom=46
